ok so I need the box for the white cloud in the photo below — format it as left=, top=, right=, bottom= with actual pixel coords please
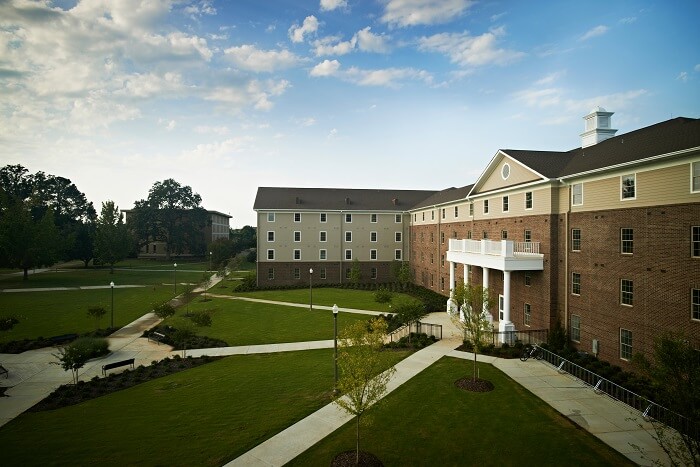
left=224, top=45, right=304, bottom=72
left=513, top=88, right=564, bottom=108
left=310, top=59, right=430, bottom=87
left=310, top=59, right=341, bottom=77
left=288, top=15, right=319, bottom=43
left=121, top=72, right=185, bottom=98
left=355, top=27, right=390, bottom=53
left=320, top=0, right=347, bottom=11
left=619, top=17, right=637, bottom=24
left=695, top=64, right=700, bottom=72
left=418, top=27, right=524, bottom=67
left=579, top=25, right=609, bottom=41
left=327, top=128, right=338, bottom=138
left=195, top=125, right=230, bottom=135
left=297, top=117, right=317, bottom=127
left=205, top=79, right=291, bottom=111
left=381, top=0, right=475, bottom=27
left=184, top=1, right=217, bottom=18
left=677, top=71, right=688, bottom=82
left=535, top=71, right=566, bottom=86
left=313, top=35, right=357, bottom=56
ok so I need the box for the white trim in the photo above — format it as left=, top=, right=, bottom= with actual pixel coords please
left=267, top=231, right=275, bottom=242
left=345, top=231, right=352, bottom=242
left=319, top=249, right=327, bottom=260
left=620, top=173, right=637, bottom=201
left=293, top=231, right=301, bottom=242
left=395, top=232, right=402, bottom=242
left=394, top=249, right=402, bottom=260
left=572, top=183, right=583, bottom=206
left=370, top=249, right=377, bottom=260
left=370, top=231, right=377, bottom=242
left=501, top=163, right=511, bottom=180
left=502, top=195, right=509, bottom=213
left=692, top=288, right=700, bottom=321
left=620, top=328, right=633, bottom=361
left=345, top=249, right=352, bottom=260
left=525, top=191, right=533, bottom=210
left=267, top=212, right=275, bottom=222
left=483, top=199, right=490, bottom=215
left=319, top=231, right=327, bottom=242
left=267, top=249, right=275, bottom=261
left=691, top=160, right=700, bottom=193
left=320, top=212, right=327, bottom=223
left=293, top=249, right=301, bottom=260
left=370, top=213, right=377, bottom=223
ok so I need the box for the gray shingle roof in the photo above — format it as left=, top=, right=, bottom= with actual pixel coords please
left=410, top=184, right=474, bottom=209
left=254, top=187, right=437, bottom=211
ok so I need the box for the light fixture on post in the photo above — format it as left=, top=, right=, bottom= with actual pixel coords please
left=173, top=263, right=177, bottom=295
left=110, top=281, right=115, bottom=329
left=333, top=303, right=339, bottom=394
left=209, top=251, right=213, bottom=271
left=309, top=268, right=314, bottom=311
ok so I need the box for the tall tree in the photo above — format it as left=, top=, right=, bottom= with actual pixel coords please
left=450, top=283, right=495, bottom=382
left=131, top=179, right=207, bottom=260
left=94, top=201, right=132, bottom=273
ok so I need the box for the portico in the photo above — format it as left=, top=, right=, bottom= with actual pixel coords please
left=446, top=239, right=544, bottom=342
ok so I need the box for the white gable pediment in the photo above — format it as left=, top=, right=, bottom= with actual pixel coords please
left=470, top=151, right=546, bottom=196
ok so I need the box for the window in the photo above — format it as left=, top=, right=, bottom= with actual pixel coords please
left=422, top=212, right=425, bottom=221
left=693, top=226, right=700, bottom=257
left=692, top=289, right=700, bottom=320
left=345, top=268, right=351, bottom=280
left=441, top=254, right=445, bottom=266
left=525, top=192, right=533, bottom=210
left=294, top=212, right=301, bottom=222
left=501, top=230, right=508, bottom=240
left=345, top=231, right=352, bottom=242
left=293, top=268, right=300, bottom=279
left=395, top=214, right=401, bottom=223
left=395, top=249, right=402, bottom=260
left=621, top=228, right=633, bottom=254
left=441, top=232, right=445, bottom=244
left=524, top=304, right=531, bottom=327
left=267, top=212, right=275, bottom=222
left=571, top=229, right=581, bottom=252
left=267, top=231, right=275, bottom=242
left=370, top=249, right=377, bottom=260
left=693, top=162, right=700, bottom=192
left=267, top=249, right=275, bottom=260
left=320, top=268, right=326, bottom=279
left=620, top=329, right=633, bottom=360
left=293, top=249, right=301, bottom=260
left=320, top=213, right=327, bottom=223
left=483, top=199, right=489, bottom=214
left=524, top=230, right=532, bottom=243
left=371, top=268, right=377, bottom=280
left=370, top=213, right=377, bottom=223
left=370, top=231, right=377, bottom=242
left=572, top=183, right=583, bottom=206
left=621, top=174, right=636, bottom=200
left=320, top=231, right=327, bottom=242
left=294, top=231, right=301, bottom=242
left=570, top=315, right=581, bottom=342
left=454, top=206, right=459, bottom=218
left=525, top=274, right=531, bottom=286
left=345, top=213, right=352, bottom=223
left=319, top=249, right=327, bottom=260
left=572, top=272, right=581, bottom=295
left=430, top=253, right=434, bottom=264
left=467, top=231, right=472, bottom=239
left=430, top=274, right=434, bottom=287
left=268, top=268, right=274, bottom=280
left=345, top=249, right=352, bottom=260
left=395, top=232, right=402, bottom=242
left=469, top=204, right=474, bottom=216
left=431, top=210, right=435, bottom=220
left=441, top=208, right=445, bottom=219
left=430, top=232, right=434, bottom=243
left=440, top=277, right=445, bottom=291
left=502, top=196, right=509, bottom=213
left=621, top=279, right=633, bottom=306
left=501, top=163, right=510, bottom=179
left=482, top=231, right=488, bottom=239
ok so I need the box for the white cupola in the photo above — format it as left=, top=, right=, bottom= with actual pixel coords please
left=580, top=107, right=617, bottom=148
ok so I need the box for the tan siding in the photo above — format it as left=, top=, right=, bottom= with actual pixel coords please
left=480, top=159, right=541, bottom=192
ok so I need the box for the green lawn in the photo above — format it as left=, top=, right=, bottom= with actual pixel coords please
left=1, top=349, right=410, bottom=466
left=167, top=297, right=371, bottom=345
left=288, top=357, right=634, bottom=466
left=227, top=288, right=416, bottom=312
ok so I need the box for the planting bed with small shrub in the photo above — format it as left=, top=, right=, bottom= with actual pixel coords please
left=143, top=325, right=228, bottom=350
left=0, top=327, right=117, bottom=354
left=384, top=332, right=437, bottom=350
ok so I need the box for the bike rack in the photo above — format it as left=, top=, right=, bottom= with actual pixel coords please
left=557, top=360, right=566, bottom=373
left=593, top=379, right=603, bottom=394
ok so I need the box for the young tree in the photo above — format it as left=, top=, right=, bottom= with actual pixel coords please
left=153, top=302, right=176, bottom=320
left=94, top=201, right=131, bottom=273
left=53, top=344, right=90, bottom=385
left=450, top=283, right=495, bottom=382
left=201, top=272, right=213, bottom=301
left=349, top=258, right=361, bottom=285
left=335, top=318, right=396, bottom=465
left=391, top=261, right=412, bottom=287
left=393, top=300, right=427, bottom=344
left=87, top=306, right=107, bottom=330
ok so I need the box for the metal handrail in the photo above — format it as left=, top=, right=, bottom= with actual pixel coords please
left=388, top=321, right=442, bottom=342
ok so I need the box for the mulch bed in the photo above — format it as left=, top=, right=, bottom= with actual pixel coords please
left=331, top=450, right=384, bottom=466
left=454, top=377, right=495, bottom=392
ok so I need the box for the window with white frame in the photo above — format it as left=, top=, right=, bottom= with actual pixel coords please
left=621, top=174, right=636, bottom=200
left=482, top=231, right=488, bottom=239
left=431, top=210, right=435, bottom=220
left=422, top=212, right=425, bottom=221
left=293, top=268, right=300, bottom=279
left=524, top=229, right=532, bottom=243
left=502, top=196, right=509, bottom=212
left=621, top=279, right=633, bottom=305
left=571, top=228, right=581, bottom=251
left=267, top=231, right=275, bottom=242
left=620, top=329, right=633, bottom=360
left=370, top=213, right=377, bottom=223
left=572, top=272, right=581, bottom=295
left=320, top=231, right=327, bottom=242
left=483, top=199, right=489, bottom=214
left=693, top=226, right=700, bottom=257
left=345, top=213, right=352, bottom=223
left=572, top=183, right=583, bottom=206
left=441, top=232, right=445, bottom=244
left=692, top=288, right=700, bottom=321
left=320, top=268, right=326, bottom=280
left=294, top=212, right=301, bottom=222
left=440, top=277, right=445, bottom=291
left=370, top=249, right=377, bottom=260
left=320, top=213, right=327, bottom=223
left=525, top=192, right=533, bottom=210
left=319, top=249, right=327, bottom=260
left=293, top=249, right=301, bottom=260
left=294, top=231, right=301, bottom=242
left=525, top=274, right=531, bottom=286
left=395, top=249, right=402, bottom=260
left=345, top=231, right=352, bottom=242
left=442, top=208, right=445, bottom=219
left=370, top=231, right=377, bottom=242
left=570, top=315, right=581, bottom=342
left=268, top=268, right=274, bottom=280
left=501, top=230, right=508, bottom=240
left=395, top=214, right=401, bottom=223
left=441, top=254, right=445, bottom=266
left=345, top=249, right=352, bottom=260
left=395, top=232, right=402, bottom=242
left=621, top=228, right=633, bottom=254
left=267, top=212, right=275, bottom=222
left=469, top=203, right=474, bottom=216
left=693, top=162, right=700, bottom=192
left=371, top=267, right=377, bottom=279
left=267, top=249, right=275, bottom=260
left=524, top=303, right=531, bottom=326
left=454, top=206, right=459, bottom=217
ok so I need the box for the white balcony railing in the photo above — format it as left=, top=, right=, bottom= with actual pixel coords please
left=448, top=239, right=541, bottom=258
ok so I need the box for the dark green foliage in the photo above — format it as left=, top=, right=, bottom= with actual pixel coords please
left=86, top=306, right=107, bottom=329
left=384, top=332, right=437, bottom=350
left=548, top=321, right=569, bottom=351
left=153, top=302, right=176, bottom=320
left=94, top=200, right=132, bottom=272
left=0, top=316, right=19, bottom=331
left=374, top=288, right=393, bottom=303
left=376, top=313, right=402, bottom=332
left=144, top=325, right=228, bottom=350
left=188, top=310, right=213, bottom=327
left=237, top=271, right=257, bottom=291
left=53, top=337, right=110, bottom=384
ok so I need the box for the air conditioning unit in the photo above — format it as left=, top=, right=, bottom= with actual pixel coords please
left=592, top=339, right=599, bottom=356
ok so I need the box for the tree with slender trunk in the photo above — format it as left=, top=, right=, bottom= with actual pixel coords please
left=450, top=283, right=494, bottom=382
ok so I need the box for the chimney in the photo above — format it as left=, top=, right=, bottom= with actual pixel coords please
left=392, top=198, right=398, bottom=206
left=345, top=197, right=350, bottom=205
left=580, top=107, right=617, bottom=148
left=295, top=197, right=301, bottom=204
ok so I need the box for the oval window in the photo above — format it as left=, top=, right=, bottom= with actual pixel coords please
left=501, top=163, right=510, bottom=180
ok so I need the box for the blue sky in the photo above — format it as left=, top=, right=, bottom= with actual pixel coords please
left=1, top=0, right=698, bottom=227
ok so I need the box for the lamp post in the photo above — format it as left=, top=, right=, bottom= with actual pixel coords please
left=209, top=251, right=212, bottom=271
left=109, top=281, right=114, bottom=329
left=173, top=263, right=177, bottom=295
left=309, top=268, right=314, bottom=311
left=333, top=303, right=339, bottom=393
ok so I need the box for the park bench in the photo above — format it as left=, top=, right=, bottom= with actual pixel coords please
left=148, top=332, right=166, bottom=344
left=0, top=364, right=7, bottom=378
left=102, top=358, right=135, bottom=376
left=50, top=333, right=78, bottom=346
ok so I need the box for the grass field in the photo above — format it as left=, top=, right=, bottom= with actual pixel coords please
left=0, top=349, right=410, bottom=466
left=166, top=297, right=371, bottom=345
left=288, top=357, right=634, bottom=466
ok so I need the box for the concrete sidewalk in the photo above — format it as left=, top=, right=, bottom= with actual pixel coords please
left=208, top=294, right=387, bottom=317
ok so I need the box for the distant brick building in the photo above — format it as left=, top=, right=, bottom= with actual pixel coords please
left=255, top=110, right=700, bottom=366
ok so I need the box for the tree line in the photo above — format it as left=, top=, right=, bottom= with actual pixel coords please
left=0, top=165, right=255, bottom=279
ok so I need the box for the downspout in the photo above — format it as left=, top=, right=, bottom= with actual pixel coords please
left=339, top=210, right=344, bottom=284
left=564, top=184, right=570, bottom=337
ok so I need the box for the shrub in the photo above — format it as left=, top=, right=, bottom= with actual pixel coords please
left=237, top=272, right=257, bottom=291
left=153, top=302, right=176, bottom=320
left=374, top=288, right=393, bottom=303
left=189, top=310, right=213, bottom=327
left=0, top=315, right=19, bottom=331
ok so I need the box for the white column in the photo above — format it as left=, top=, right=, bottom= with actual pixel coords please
left=499, top=270, right=515, bottom=342
left=463, top=263, right=468, bottom=286
left=449, top=261, right=455, bottom=297
left=482, top=266, right=489, bottom=313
